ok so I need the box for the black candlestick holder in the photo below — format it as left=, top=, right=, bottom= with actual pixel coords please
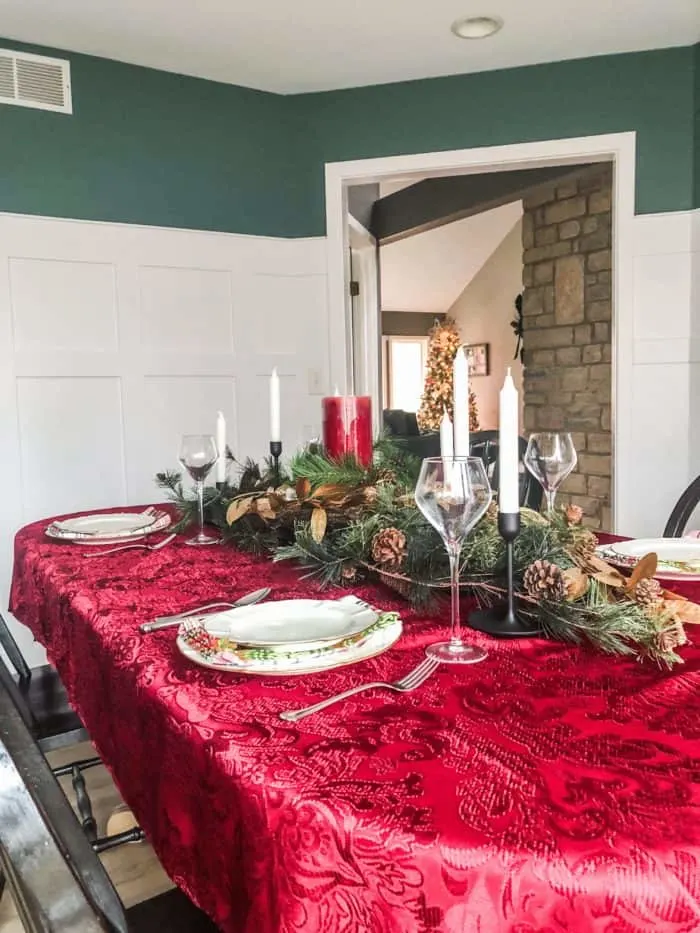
left=269, top=440, right=282, bottom=485
left=468, top=511, right=541, bottom=638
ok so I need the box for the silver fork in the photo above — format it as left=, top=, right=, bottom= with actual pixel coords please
left=278, top=656, right=440, bottom=722
left=83, top=532, right=177, bottom=558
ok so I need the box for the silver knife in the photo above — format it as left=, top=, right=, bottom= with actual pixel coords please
left=140, top=587, right=271, bottom=633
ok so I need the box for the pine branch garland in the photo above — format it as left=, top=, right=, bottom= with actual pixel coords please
left=156, top=445, right=691, bottom=668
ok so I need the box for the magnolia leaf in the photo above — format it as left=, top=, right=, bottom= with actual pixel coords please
left=626, top=552, right=658, bottom=593
left=592, top=568, right=628, bottom=588
left=226, top=496, right=255, bottom=525
left=296, top=478, right=311, bottom=501
left=562, top=567, right=589, bottom=601
left=664, top=599, right=700, bottom=624
left=254, top=496, right=276, bottom=521
left=310, top=506, right=328, bottom=543
left=312, top=483, right=348, bottom=500
left=585, top=554, right=617, bottom=575
left=520, top=508, right=549, bottom=526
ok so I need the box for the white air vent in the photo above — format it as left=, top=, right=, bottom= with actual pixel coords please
left=0, top=49, right=71, bottom=114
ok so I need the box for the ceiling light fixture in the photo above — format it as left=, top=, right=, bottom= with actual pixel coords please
left=450, top=15, right=503, bottom=39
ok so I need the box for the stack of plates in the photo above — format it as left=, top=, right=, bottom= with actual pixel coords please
left=596, top=538, right=700, bottom=581
left=46, top=510, right=172, bottom=546
left=176, top=595, right=402, bottom=676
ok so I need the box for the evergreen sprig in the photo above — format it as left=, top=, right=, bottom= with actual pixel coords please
left=156, top=442, right=686, bottom=667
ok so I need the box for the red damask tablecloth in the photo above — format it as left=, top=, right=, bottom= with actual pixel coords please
left=9, top=510, right=700, bottom=933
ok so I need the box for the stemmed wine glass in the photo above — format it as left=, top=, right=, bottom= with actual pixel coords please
left=523, top=432, right=577, bottom=515
left=414, top=457, right=492, bottom=664
left=178, top=435, right=219, bottom=546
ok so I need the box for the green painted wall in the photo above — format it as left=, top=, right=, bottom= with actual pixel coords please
left=0, top=38, right=300, bottom=236
left=295, top=46, right=697, bottom=236
left=0, top=38, right=697, bottom=235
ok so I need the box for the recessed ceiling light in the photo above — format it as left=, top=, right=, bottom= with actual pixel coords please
left=450, top=15, right=503, bottom=39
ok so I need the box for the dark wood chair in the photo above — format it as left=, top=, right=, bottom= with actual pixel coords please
left=0, top=611, right=143, bottom=853
left=469, top=430, right=543, bottom=510
left=663, top=475, right=700, bottom=537
left=0, top=671, right=221, bottom=932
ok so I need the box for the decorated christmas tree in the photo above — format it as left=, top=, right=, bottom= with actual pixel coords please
left=417, top=317, right=479, bottom=432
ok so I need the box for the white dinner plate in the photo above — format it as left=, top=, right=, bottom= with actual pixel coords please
left=199, top=596, right=380, bottom=652
left=46, top=510, right=171, bottom=544
left=52, top=512, right=157, bottom=537
left=176, top=610, right=402, bottom=676
left=600, top=538, right=700, bottom=580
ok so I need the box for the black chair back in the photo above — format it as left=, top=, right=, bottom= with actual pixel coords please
left=0, top=612, right=31, bottom=683
left=469, top=430, right=543, bottom=510
left=663, top=475, right=700, bottom=537
left=0, top=676, right=129, bottom=933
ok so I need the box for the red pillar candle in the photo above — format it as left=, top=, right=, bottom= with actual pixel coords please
left=322, top=395, right=373, bottom=467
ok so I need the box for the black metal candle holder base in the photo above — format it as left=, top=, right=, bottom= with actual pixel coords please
left=269, top=441, right=282, bottom=484
left=468, top=511, right=541, bottom=639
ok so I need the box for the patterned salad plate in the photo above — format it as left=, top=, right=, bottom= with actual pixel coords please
left=176, top=596, right=402, bottom=676
left=46, top=510, right=171, bottom=545
left=596, top=537, right=700, bottom=581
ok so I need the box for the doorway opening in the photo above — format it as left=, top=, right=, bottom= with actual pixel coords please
left=325, top=133, right=637, bottom=531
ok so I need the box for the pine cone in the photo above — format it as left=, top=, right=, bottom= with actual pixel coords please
left=341, top=564, right=358, bottom=584
left=564, top=504, right=584, bottom=525
left=634, top=577, right=663, bottom=610
left=571, top=529, right=598, bottom=563
left=374, top=468, right=396, bottom=486
left=522, top=559, right=565, bottom=601
left=655, top=616, right=687, bottom=653
left=371, top=527, right=407, bottom=572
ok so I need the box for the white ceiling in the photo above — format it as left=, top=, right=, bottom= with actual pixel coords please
left=0, top=0, right=697, bottom=94
left=380, top=201, right=522, bottom=315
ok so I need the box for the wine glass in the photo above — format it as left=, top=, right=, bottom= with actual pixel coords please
left=178, top=435, right=219, bottom=546
left=523, top=432, right=578, bottom=515
left=414, top=457, right=492, bottom=664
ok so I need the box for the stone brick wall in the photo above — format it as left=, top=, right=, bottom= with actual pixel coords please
left=521, top=165, right=612, bottom=529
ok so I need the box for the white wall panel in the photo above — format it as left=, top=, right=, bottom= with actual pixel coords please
left=623, top=209, right=699, bottom=537
left=9, top=258, right=117, bottom=353
left=16, top=376, right=125, bottom=520
left=137, top=375, right=238, bottom=492
left=0, top=213, right=330, bottom=665
left=138, top=266, right=234, bottom=352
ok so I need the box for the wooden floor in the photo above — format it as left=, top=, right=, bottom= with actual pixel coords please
left=0, top=740, right=173, bottom=932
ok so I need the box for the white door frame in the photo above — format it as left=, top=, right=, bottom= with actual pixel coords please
left=325, top=132, right=637, bottom=532
left=347, top=214, right=381, bottom=433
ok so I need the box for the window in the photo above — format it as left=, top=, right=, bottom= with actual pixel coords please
left=383, top=336, right=428, bottom=412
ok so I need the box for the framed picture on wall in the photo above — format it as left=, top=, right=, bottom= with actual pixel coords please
left=463, top=343, right=490, bottom=377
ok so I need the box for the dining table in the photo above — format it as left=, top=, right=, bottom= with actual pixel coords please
left=9, top=505, right=700, bottom=933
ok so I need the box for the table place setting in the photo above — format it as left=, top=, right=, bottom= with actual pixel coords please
left=596, top=537, right=700, bottom=581
left=175, top=595, right=403, bottom=677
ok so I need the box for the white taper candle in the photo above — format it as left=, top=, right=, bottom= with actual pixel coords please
left=215, top=410, right=227, bottom=483
left=269, top=368, right=281, bottom=443
left=439, top=409, right=454, bottom=460
left=452, top=347, right=470, bottom=457
left=498, top=368, right=520, bottom=513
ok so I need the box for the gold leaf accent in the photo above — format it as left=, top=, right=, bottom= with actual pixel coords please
left=591, top=567, right=628, bottom=589
left=626, top=552, right=658, bottom=593
left=254, top=496, right=276, bottom=521
left=664, top=599, right=700, bottom=624
left=312, top=483, right=348, bottom=500
left=296, top=478, right=311, bottom=500
left=562, top=567, right=589, bottom=601
left=225, top=496, right=254, bottom=525
left=310, top=507, right=328, bottom=543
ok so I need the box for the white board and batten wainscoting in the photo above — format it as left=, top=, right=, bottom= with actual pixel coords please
left=1, top=190, right=699, bottom=665
left=0, top=213, right=331, bottom=665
